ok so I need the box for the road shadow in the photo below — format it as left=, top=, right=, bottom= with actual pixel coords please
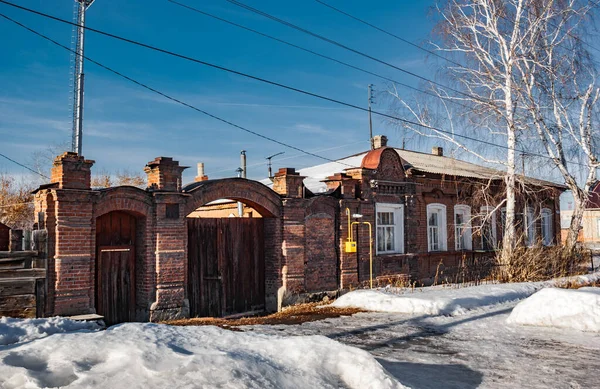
left=378, top=359, right=483, bottom=389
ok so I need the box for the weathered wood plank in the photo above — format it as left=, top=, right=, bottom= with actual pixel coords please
left=0, top=269, right=46, bottom=279
left=0, top=279, right=36, bottom=295
left=0, top=251, right=38, bottom=259
left=0, top=294, right=36, bottom=318
left=35, top=278, right=46, bottom=318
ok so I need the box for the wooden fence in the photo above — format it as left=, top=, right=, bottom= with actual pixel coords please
left=0, top=229, right=47, bottom=318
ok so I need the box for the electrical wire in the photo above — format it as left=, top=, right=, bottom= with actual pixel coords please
left=0, top=12, right=355, bottom=168
left=167, top=0, right=470, bottom=110
left=223, top=0, right=489, bottom=104
left=313, top=0, right=463, bottom=67
left=0, top=152, right=49, bottom=179
left=0, top=4, right=593, bottom=170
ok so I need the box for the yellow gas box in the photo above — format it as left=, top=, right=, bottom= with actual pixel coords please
left=345, top=241, right=357, bottom=253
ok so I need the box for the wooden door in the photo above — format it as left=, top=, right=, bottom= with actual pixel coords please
left=188, top=218, right=265, bottom=317
left=96, top=211, right=136, bottom=325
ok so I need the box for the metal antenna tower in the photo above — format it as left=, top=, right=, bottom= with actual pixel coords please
left=368, top=84, right=375, bottom=150
left=71, top=0, right=95, bottom=156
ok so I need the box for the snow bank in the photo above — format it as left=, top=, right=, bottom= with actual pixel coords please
left=331, top=282, right=543, bottom=315
left=0, top=316, right=100, bottom=346
left=507, top=287, right=600, bottom=332
left=0, top=322, right=406, bottom=389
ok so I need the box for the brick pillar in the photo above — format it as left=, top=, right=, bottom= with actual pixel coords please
left=53, top=191, right=95, bottom=316
left=339, top=200, right=360, bottom=289
left=144, top=157, right=188, bottom=192
left=45, top=153, right=96, bottom=316
left=272, top=168, right=305, bottom=198
left=280, top=199, right=306, bottom=296
left=51, top=152, right=94, bottom=190
left=149, top=193, right=190, bottom=322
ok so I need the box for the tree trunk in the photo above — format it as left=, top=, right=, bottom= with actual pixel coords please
left=564, top=191, right=585, bottom=255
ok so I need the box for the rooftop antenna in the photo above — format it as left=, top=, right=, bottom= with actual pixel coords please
left=266, top=152, right=285, bottom=179
left=368, top=84, right=375, bottom=150
left=71, top=0, right=95, bottom=156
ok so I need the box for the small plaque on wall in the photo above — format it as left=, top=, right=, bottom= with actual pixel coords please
left=166, top=203, right=180, bottom=219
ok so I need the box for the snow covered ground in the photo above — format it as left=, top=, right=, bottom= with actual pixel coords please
left=0, top=317, right=99, bottom=346
left=331, top=282, right=543, bottom=315
left=251, top=301, right=600, bottom=389
left=507, top=287, right=600, bottom=332
left=331, top=272, right=600, bottom=316
left=3, top=274, right=600, bottom=388
left=0, top=320, right=405, bottom=389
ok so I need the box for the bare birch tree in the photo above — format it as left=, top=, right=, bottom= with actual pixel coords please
left=388, top=0, right=599, bottom=261
left=513, top=0, right=599, bottom=253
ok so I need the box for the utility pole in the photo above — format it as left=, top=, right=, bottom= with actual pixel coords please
left=266, top=151, right=284, bottom=179
left=236, top=167, right=244, bottom=217
left=71, top=0, right=95, bottom=156
left=240, top=150, right=247, bottom=178
left=368, top=84, right=375, bottom=150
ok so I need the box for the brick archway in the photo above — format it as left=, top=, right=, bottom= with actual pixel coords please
left=183, top=178, right=283, bottom=316
left=183, top=178, right=282, bottom=217
left=92, top=187, right=154, bottom=322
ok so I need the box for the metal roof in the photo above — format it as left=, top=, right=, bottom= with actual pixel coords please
left=285, top=148, right=566, bottom=193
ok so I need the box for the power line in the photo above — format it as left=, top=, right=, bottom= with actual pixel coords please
left=0, top=152, right=49, bottom=179
left=223, top=0, right=489, bottom=104
left=167, top=0, right=469, bottom=110
left=0, top=5, right=593, bottom=171
left=313, top=0, right=464, bottom=67
left=0, top=2, right=498, bottom=151
left=0, top=12, right=354, bottom=168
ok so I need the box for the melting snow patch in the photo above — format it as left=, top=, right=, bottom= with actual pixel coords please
left=0, top=322, right=406, bottom=389
left=331, top=282, right=544, bottom=315
left=0, top=316, right=100, bottom=346
left=507, top=287, right=600, bottom=332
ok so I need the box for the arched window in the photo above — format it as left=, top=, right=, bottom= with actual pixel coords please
left=480, top=206, right=497, bottom=250
left=525, top=207, right=536, bottom=247
left=541, top=208, right=553, bottom=246
left=454, top=205, right=472, bottom=251
left=427, top=203, right=447, bottom=252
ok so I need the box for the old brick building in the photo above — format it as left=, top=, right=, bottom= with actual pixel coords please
left=32, top=136, right=564, bottom=323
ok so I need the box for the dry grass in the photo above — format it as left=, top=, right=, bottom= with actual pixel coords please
left=492, top=245, right=589, bottom=283
left=164, top=303, right=364, bottom=330
left=555, top=279, right=599, bottom=289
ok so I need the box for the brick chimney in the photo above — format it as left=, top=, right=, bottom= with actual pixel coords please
left=51, top=152, right=94, bottom=190
left=323, top=173, right=357, bottom=199
left=432, top=146, right=444, bottom=156
left=373, top=135, right=388, bottom=149
left=194, top=162, right=209, bottom=182
left=272, top=168, right=305, bottom=198
left=144, top=157, right=188, bottom=192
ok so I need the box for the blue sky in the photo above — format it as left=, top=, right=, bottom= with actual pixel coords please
left=0, top=0, right=444, bottom=183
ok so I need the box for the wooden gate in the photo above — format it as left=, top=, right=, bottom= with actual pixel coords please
left=96, top=211, right=136, bottom=325
left=188, top=218, right=265, bottom=317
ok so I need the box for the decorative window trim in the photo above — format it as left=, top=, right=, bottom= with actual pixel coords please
left=480, top=206, right=497, bottom=250
left=375, top=203, right=404, bottom=255
left=454, top=205, right=472, bottom=251
left=541, top=208, right=553, bottom=246
left=427, top=203, right=447, bottom=252
left=525, top=207, right=536, bottom=247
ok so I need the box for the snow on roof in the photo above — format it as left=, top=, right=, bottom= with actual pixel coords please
left=262, top=148, right=566, bottom=193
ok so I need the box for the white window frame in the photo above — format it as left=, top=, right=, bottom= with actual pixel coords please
left=480, top=206, right=497, bottom=250
left=525, top=207, right=536, bottom=247
left=540, top=208, right=553, bottom=246
left=375, top=203, right=404, bottom=254
left=427, top=203, right=447, bottom=252
left=454, top=205, right=472, bottom=251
